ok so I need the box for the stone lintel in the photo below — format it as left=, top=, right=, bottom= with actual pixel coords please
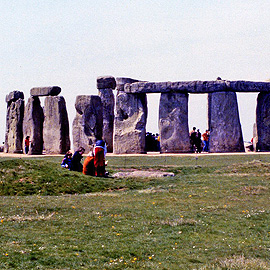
left=30, top=86, right=61, bottom=97
left=97, top=76, right=116, bottom=89
left=116, top=77, right=141, bottom=91
left=6, top=91, right=24, bottom=104
left=123, top=80, right=270, bottom=94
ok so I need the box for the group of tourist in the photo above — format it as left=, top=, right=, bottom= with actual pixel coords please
left=61, top=137, right=108, bottom=177
left=190, top=127, right=210, bottom=153
left=145, top=132, right=160, bottom=152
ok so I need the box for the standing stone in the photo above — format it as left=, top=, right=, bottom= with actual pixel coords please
left=23, top=97, right=44, bottom=155
left=98, top=89, right=114, bottom=152
left=159, top=93, right=190, bottom=153
left=4, top=91, right=24, bottom=153
left=97, top=76, right=116, bottom=153
left=72, top=95, right=103, bottom=153
left=256, top=92, right=270, bottom=151
left=208, top=92, right=244, bottom=152
left=114, top=91, right=147, bottom=154
left=43, top=96, right=70, bottom=154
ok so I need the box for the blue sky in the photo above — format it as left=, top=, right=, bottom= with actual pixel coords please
left=1, top=0, right=270, bottom=145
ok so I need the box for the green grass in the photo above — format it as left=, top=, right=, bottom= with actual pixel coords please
left=0, top=154, right=270, bottom=269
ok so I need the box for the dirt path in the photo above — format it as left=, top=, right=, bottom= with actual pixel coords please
left=0, top=151, right=269, bottom=158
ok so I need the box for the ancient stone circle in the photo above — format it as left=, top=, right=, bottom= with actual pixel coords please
left=5, top=77, right=270, bottom=154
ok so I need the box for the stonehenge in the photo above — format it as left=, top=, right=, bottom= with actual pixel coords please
left=4, top=77, right=270, bottom=155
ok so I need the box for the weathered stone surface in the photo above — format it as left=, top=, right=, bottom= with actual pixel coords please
left=98, top=89, right=114, bottom=152
left=116, top=77, right=141, bottom=91
left=6, top=91, right=24, bottom=104
left=30, top=86, right=61, bottom=97
left=159, top=93, right=190, bottom=153
left=113, top=91, right=147, bottom=154
left=97, top=76, right=116, bottom=89
left=228, top=81, right=270, bottom=92
left=256, top=92, right=270, bottom=151
left=124, top=80, right=270, bottom=94
left=23, top=97, right=44, bottom=155
left=72, top=95, right=103, bottom=153
left=43, top=96, right=70, bottom=154
left=4, top=93, right=24, bottom=153
left=208, top=92, right=244, bottom=152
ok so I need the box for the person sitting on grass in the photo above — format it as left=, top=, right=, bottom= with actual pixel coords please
left=70, top=146, right=85, bottom=172
left=61, top=151, right=73, bottom=169
left=83, top=148, right=95, bottom=176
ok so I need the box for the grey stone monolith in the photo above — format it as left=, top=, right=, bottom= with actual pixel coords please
left=98, top=89, right=114, bottom=152
left=4, top=91, right=24, bottom=153
left=208, top=92, right=244, bottom=152
left=256, top=92, right=270, bottom=151
left=72, top=95, right=103, bottom=153
left=43, top=96, right=70, bottom=154
left=23, top=97, right=44, bottom=155
left=113, top=91, right=147, bottom=154
left=159, top=93, right=190, bottom=153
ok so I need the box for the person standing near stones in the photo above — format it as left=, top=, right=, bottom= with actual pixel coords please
left=195, top=129, right=202, bottom=153
left=24, top=136, right=30, bottom=154
left=94, top=137, right=107, bottom=177
left=202, top=130, right=210, bottom=152
left=70, top=146, right=85, bottom=172
left=190, top=127, right=197, bottom=153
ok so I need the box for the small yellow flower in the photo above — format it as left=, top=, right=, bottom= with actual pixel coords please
left=133, top=257, right=137, bottom=261
left=116, top=233, right=121, bottom=236
left=1, top=219, right=3, bottom=223
left=152, top=202, right=155, bottom=205
left=5, top=253, right=8, bottom=256
left=188, top=195, right=192, bottom=198
left=112, top=226, right=115, bottom=229
left=71, top=206, right=76, bottom=209
left=148, top=256, right=152, bottom=260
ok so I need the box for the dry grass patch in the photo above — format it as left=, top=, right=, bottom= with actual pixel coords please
left=157, top=217, right=197, bottom=226
left=218, top=255, right=270, bottom=270
left=241, top=185, right=268, bottom=195
left=1, top=211, right=55, bottom=222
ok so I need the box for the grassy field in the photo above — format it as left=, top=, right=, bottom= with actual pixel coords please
left=0, top=154, right=270, bottom=269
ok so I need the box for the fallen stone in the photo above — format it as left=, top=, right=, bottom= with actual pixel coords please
left=112, top=170, right=175, bottom=178
left=30, top=86, right=61, bottom=97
